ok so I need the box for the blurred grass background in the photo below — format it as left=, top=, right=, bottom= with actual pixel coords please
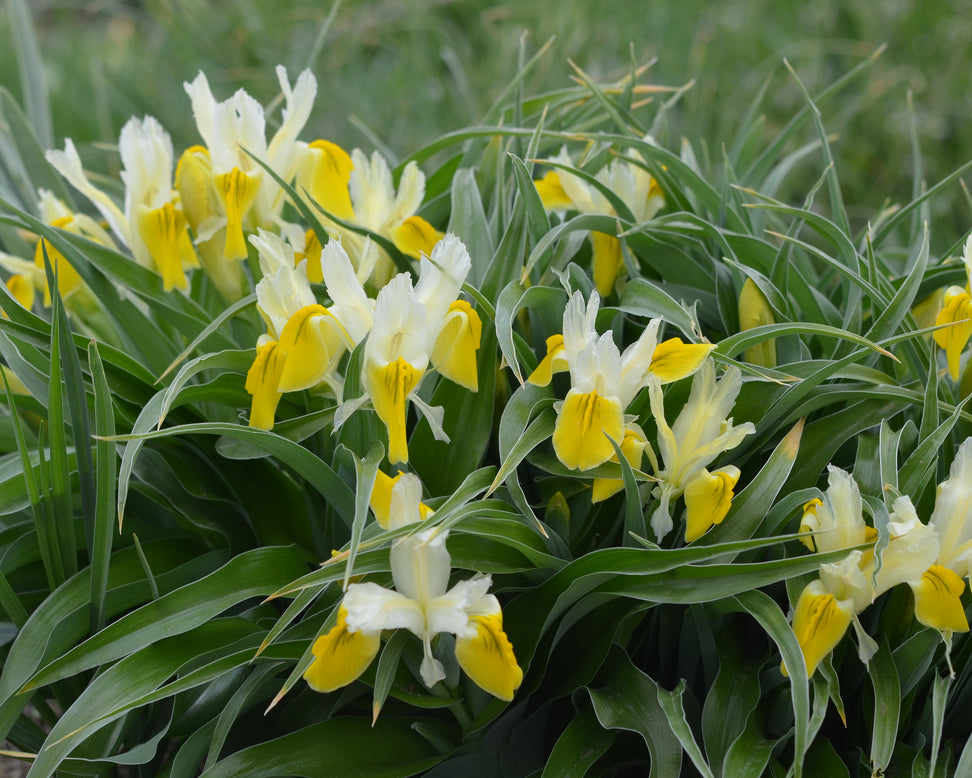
left=1, top=0, right=969, bottom=234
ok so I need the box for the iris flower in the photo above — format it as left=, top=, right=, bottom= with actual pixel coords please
left=790, top=462, right=970, bottom=678
left=933, top=235, right=972, bottom=380
left=303, top=473, right=522, bottom=701
left=534, top=141, right=664, bottom=296
left=46, top=117, right=199, bottom=291
left=646, top=360, right=755, bottom=542
left=245, top=233, right=373, bottom=429
left=335, top=234, right=482, bottom=464
left=178, top=66, right=316, bottom=266
left=529, top=290, right=712, bottom=476
left=0, top=190, right=113, bottom=310
left=295, top=142, right=442, bottom=286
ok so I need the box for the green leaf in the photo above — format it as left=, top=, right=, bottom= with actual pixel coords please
left=541, top=706, right=616, bottom=778
left=448, top=167, right=494, bottom=287
left=345, top=441, right=384, bottom=589
left=24, top=619, right=262, bottom=778
left=6, top=0, right=52, bottom=150
left=656, top=680, right=713, bottom=778
left=868, top=639, right=900, bottom=774
left=928, top=673, right=951, bottom=778
left=0, top=540, right=219, bottom=742
left=586, top=645, right=682, bottom=777
left=22, top=545, right=306, bottom=690
left=199, top=717, right=444, bottom=778
left=116, top=421, right=355, bottom=525
left=730, top=590, right=809, bottom=778
left=702, top=417, right=803, bottom=546
left=701, top=631, right=762, bottom=776
left=88, top=340, right=116, bottom=632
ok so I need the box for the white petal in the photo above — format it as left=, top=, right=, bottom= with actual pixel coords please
left=387, top=161, right=426, bottom=228
left=617, top=318, right=661, bottom=406
left=411, top=395, right=449, bottom=444
left=46, top=140, right=130, bottom=243
left=386, top=472, right=425, bottom=531
left=931, top=437, right=972, bottom=577
left=343, top=581, right=424, bottom=634
left=390, top=528, right=451, bottom=606
left=323, top=239, right=373, bottom=343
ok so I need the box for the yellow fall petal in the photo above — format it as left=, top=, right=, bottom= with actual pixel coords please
left=591, top=425, right=648, bottom=503
left=911, top=565, right=970, bottom=634
left=552, top=389, right=624, bottom=471
left=276, top=304, right=344, bottom=392
left=305, top=139, right=355, bottom=220
left=788, top=581, right=853, bottom=678
left=649, top=338, right=714, bottom=384
left=303, top=606, right=381, bottom=693
left=799, top=497, right=823, bottom=552
left=934, top=288, right=972, bottom=380
left=368, top=356, right=423, bottom=465
left=295, top=229, right=325, bottom=284
left=738, top=278, right=777, bottom=368
left=431, top=300, right=482, bottom=391
left=392, top=216, right=443, bottom=259
left=370, top=469, right=399, bottom=529
left=137, top=201, right=197, bottom=291
left=527, top=334, right=568, bottom=386
left=245, top=340, right=287, bottom=430
left=5, top=275, right=35, bottom=312
left=912, top=288, right=945, bottom=333
left=216, top=167, right=260, bottom=261
left=174, top=145, right=217, bottom=234
left=534, top=171, right=574, bottom=210
left=369, top=470, right=432, bottom=529
left=34, top=217, right=83, bottom=305
left=591, top=231, right=623, bottom=298
left=683, top=466, right=740, bottom=542
left=454, top=612, right=523, bottom=701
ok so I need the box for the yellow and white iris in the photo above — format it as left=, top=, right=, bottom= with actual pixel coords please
left=535, top=141, right=664, bottom=296
left=790, top=461, right=971, bottom=678
left=336, top=234, right=481, bottom=464
left=0, top=190, right=113, bottom=310
left=46, top=117, right=199, bottom=291
left=245, top=233, right=372, bottom=429
left=529, top=290, right=712, bottom=477
left=303, top=473, right=522, bottom=700
left=295, top=143, right=442, bottom=286
left=933, top=235, right=972, bottom=380
left=179, top=66, right=316, bottom=265
left=645, top=359, right=754, bottom=541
